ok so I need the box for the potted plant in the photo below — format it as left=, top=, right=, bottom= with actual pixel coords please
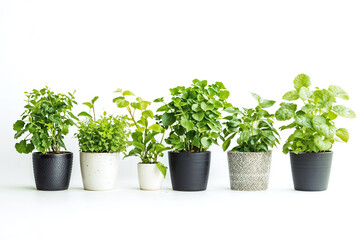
left=222, top=93, right=280, bottom=191
left=75, top=97, right=129, bottom=191
left=13, top=87, right=78, bottom=191
left=275, top=73, right=356, bottom=191
left=113, top=90, right=170, bottom=190
left=156, top=79, right=231, bottom=191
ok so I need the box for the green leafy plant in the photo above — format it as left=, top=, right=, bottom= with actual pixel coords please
left=13, top=86, right=78, bottom=154
left=75, top=96, right=129, bottom=153
left=113, top=90, right=170, bottom=178
left=156, top=79, right=231, bottom=152
left=275, top=73, right=356, bottom=154
left=222, top=93, right=280, bottom=152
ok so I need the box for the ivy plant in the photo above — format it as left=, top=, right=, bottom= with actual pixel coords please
left=113, top=90, right=170, bottom=178
left=75, top=96, right=129, bottom=153
left=156, top=79, right=231, bottom=152
left=13, top=86, right=78, bottom=154
left=276, top=73, right=356, bottom=154
left=222, top=93, right=280, bottom=152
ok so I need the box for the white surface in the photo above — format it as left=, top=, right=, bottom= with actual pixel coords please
left=137, top=163, right=164, bottom=190
left=80, top=152, right=120, bottom=191
left=1, top=0, right=360, bottom=239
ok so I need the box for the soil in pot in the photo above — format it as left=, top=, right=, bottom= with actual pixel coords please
left=32, top=152, right=73, bottom=191
left=290, top=151, right=333, bottom=191
left=227, top=151, right=272, bottom=191
left=168, top=151, right=210, bottom=191
left=137, top=163, right=164, bottom=190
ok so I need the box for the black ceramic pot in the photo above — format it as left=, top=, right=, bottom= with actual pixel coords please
left=168, top=151, right=211, bottom=191
left=32, top=152, right=73, bottom=191
left=290, top=151, right=333, bottom=191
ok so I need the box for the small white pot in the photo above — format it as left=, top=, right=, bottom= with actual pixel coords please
left=137, top=163, right=164, bottom=190
left=80, top=152, right=120, bottom=191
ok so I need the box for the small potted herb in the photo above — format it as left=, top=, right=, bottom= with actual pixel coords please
left=276, top=73, right=356, bottom=191
left=13, top=87, right=78, bottom=191
left=113, top=90, right=170, bottom=190
left=222, top=93, right=279, bottom=191
left=75, top=97, right=129, bottom=191
left=156, top=80, right=231, bottom=191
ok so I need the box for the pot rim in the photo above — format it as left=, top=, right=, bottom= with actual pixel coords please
left=138, top=162, right=157, bottom=165
left=32, top=151, right=72, bottom=155
left=168, top=151, right=210, bottom=154
left=227, top=150, right=272, bottom=154
left=290, top=150, right=333, bottom=155
left=80, top=151, right=121, bottom=154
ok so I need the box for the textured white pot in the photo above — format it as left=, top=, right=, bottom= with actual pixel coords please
left=137, top=163, right=164, bottom=190
left=80, top=152, right=120, bottom=191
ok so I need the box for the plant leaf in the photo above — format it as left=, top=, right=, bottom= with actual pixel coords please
left=332, top=105, right=356, bottom=119
left=294, top=73, right=311, bottom=90
left=336, top=128, right=349, bottom=142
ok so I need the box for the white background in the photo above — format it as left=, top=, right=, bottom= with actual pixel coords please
left=1, top=0, right=359, bottom=239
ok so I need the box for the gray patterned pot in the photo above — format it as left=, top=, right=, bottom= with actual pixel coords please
left=227, top=151, right=272, bottom=191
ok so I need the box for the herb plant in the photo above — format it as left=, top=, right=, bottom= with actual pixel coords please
left=75, top=96, right=129, bottom=153
left=156, top=79, right=231, bottom=152
left=275, top=73, right=356, bottom=154
left=13, top=87, right=78, bottom=154
left=222, top=93, right=280, bottom=152
left=113, top=90, right=170, bottom=178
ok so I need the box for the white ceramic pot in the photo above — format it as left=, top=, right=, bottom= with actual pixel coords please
left=80, top=152, right=120, bottom=191
left=137, top=163, right=164, bottom=190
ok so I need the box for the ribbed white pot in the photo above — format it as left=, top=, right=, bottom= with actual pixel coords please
left=80, top=152, right=120, bottom=191
left=137, top=163, right=164, bottom=190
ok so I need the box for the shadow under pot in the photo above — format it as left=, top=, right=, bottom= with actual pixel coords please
left=290, top=151, right=333, bottom=191
left=227, top=151, right=272, bottom=191
left=32, top=152, right=73, bottom=191
left=80, top=152, right=120, bottom=191
left=137, top=163, right=164, bottom=190
left=168, top=151, right=211, bottom=191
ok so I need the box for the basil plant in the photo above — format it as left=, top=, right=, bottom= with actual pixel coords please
left=276, top=73, right=356, bottom=154
left=222, top=93, right=280, bottom=152
left=156, top=79, right=231, bottom=152
left=113, top=89, right=170, bottom=178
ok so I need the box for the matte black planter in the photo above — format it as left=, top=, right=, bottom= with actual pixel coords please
left=32, top=152, right=73, bottom=191
left=168, top=151, right=211, bottom=191
left=290, top=151, right=333, bottom=191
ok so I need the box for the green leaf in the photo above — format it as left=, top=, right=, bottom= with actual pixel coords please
left=200, top=137, right=211, bottom=149
left=156, top=162, right=167, bottom=178
left=116, top=99, right=130, bottom=108
left=219, top=90, right=230, bottom=100
left=215, top=82, right=226, bottom=89
left=15, top=140, right=27, bottom=153
left=295, top=114, right=312, bottom=129
left=328, top=85, right=349, bottom=100
left=313, top=89, right=336, bottom=109
left=200, top=102, right=214, bottom=111
left=49, top=115, right=61, bottom=125
left=180, top=119, right=194, bottom=132
left=13, top=120, right=25, bottom=131
left=275, top=103, right=297, bottom=121
left=78, top=111, right=93, bottom=119
left=314, top=135, right=332, bottom=151
left=123, top=90, right=135, bottom=96
left=142, top=110, right=154, bottom=119
left=332, top=105, right=356, bottom=119
left=83, top=102, right=93, bottom=109
left=114, top=88, right=123, bottom=93
left=312, top=115, right=335, bottom=138
left=260, top=99, right=276, bottom=108
left=301, top=104, right=316, bottom=113
left=336, top=128, right=349, bottom=142
left=294, top=73, right=311, bottom=90
left=192, top=112, right=205, bottom=121
left=299, top=87, right=312, bottom=101
left=282, top=90, right=299, bottom=101
left=148, top=124, right=162, bottom=132
left=251, top=93, right=261, bottom=103
left=91, top=96, right=99, bottom=104
left=162, top=113, right=176, bottom=126
left=156, top=105, right=169, bottom=112
left=222, top=133, right=236, bottom=151
left=153, top=97, right=164, bottom=103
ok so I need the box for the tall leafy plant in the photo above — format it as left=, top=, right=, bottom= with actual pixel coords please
left=222, top=93, right=280, bottom=152
left=75, top=97, right=129, bottom=153
left=113, top=90, right=169, bottom=177
left=13, top=87, right=78, bottom=154
left=276, top=73, right=356, bottom=154
left=156, top=79, right=231, bottom=152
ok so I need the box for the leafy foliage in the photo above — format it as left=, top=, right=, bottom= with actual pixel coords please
left=113, top=90, right=169, bottom=178
left=156, top=79, right=231, bottom=152
left=75, top=97, right=129, bottom=153
left=276, top=73, right=356, bottom=154
left=14, top=87, right=78, bottom=154
left=222, top=93, right=280, bottom=152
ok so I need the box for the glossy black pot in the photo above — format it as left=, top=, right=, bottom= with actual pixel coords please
left=290, top=151, right=333, bottom=191
left=168, top=151, right=211, bottom=191
left=32, top=152, right=73, bottom=191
